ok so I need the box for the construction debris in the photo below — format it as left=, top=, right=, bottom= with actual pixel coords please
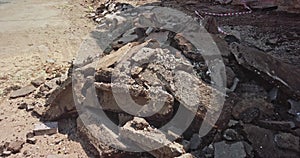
left=33, top=122, right=58, bottom=136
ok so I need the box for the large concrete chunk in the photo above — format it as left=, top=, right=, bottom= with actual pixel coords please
left=120, top=117, right=185, bottom=158
left=230, top=43, right=300, bottom=99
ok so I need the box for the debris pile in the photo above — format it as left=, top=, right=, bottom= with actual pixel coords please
left=6, top=0, right=300, bottom=157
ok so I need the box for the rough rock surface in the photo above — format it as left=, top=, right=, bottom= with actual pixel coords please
left=243, top=124, right=299, bottom=158
left=214, top=141, right=247, bottom=158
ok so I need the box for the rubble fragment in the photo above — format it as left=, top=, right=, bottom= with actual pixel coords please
left=175, top=153, right=194, bottom=158
left=2, top=150, right=11, bottom=156
left=189, top=134, right=202, bottom=150
left=243, top=124, right=299, bottom=158
left=31, top=77, right=45, bottom=87
left=288, top=99, right=300, bottom=121
left=230, top=42, right=300, bottom=99
left=10, top=85, right=36, bottom=99
left=26, top=138, right=37, bottom=144
left=121, top=117, right=185, bottom=158
left=33, top=122, right=58, bottom=136
left=222, top=129, right=239, bottom=141
left=43, top=78, right=76, bottom=120
left=274, top=133, right=300, bottom=152
left=7, top=140, right=24, bottom=154
left=258, top=120, right=296, bottom=131
left=214, top=141, right=247, bottom=158
left=232, top=98, right=274, bottom=122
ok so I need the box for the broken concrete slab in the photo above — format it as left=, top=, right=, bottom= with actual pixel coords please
left=10, top=85, right=36, bottom=99
left=76, top=113, right=127, bottom=157
left=121, top=117, right=185, bottom=158
left=230, top=42, right=300, bottom=99
left=33, top=122, right=58, bottom=136
left=214, top=141, right=247, bottom=158
left=43, top=77, right=76, bottom=121
left=94, top=82, right=174, bottom=123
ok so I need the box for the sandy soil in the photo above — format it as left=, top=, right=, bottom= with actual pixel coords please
left=0, top=0, right=95, bottom=157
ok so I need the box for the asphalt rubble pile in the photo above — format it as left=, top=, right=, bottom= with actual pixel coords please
left=5, top=1, right=300, bottom=158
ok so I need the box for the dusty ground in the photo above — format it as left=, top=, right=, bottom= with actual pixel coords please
left=0, top=0, right=95, bottom=157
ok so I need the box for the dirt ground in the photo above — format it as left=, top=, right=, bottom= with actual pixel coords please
left=0, top=0, right=95, bottom=157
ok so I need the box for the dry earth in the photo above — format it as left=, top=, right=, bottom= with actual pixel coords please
left=0, top=0, right=95, bottom=157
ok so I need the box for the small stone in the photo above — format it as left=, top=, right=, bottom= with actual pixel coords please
left=32, top=106, right=45, bottom=117
left=2, top=150, right=12, bottom=156
left=242, top=141, right=253, bottom=158
left=26, top=104, right=35, bottom=111
left=293, top=128, right=300, bottom=137
left=268, top=87, right=278, bottom=101
left=118, top=113, right=133, bottom=126
left=7, top=140, right=25, bottom=153
left=39, top=85, right=50, bottom=92
left=258, top=120, right=296, bottom=131
left=31, top=77, right=45, bottom=87
left=202, top=144, right=214, bottom=157
left=232, top=99, right=274, bottom=121
left=33, top=122, right=58, bottom=136
left=228, top=120, right=239, bottom=127
left=46, top=154, right=63, bottom=158
left=274, top=133, right=300, bottom=152
left=26, top=138, right=37, bottom=144
left=175, top=153, right=194, bottom=158
left=26, top=132, right=34, bottom=138
left=44, top=79, right=59, bottom=90
left=181, top=140, right=190, bottom=151
left=23, top=150, right=31, bottom=157
left=46, top=58, right=56, bottom=64
left=190, top=134, right=202, bottom=150
left=214, top=141, right=247, bottom=158
left=288, top=100, right=300, bottom=117
left=226, top=67, right=236, bottom=88
left=239, top=107, right=260, bottom=123
left=267, top=38, right=278, bottom=45
left=18, top=102, right=27, bottom=109
left=10, top=85, right=36, bottom=99
left=223, top=129, right=239, bottom=141
left=54, top=138, right=63, bottom=145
